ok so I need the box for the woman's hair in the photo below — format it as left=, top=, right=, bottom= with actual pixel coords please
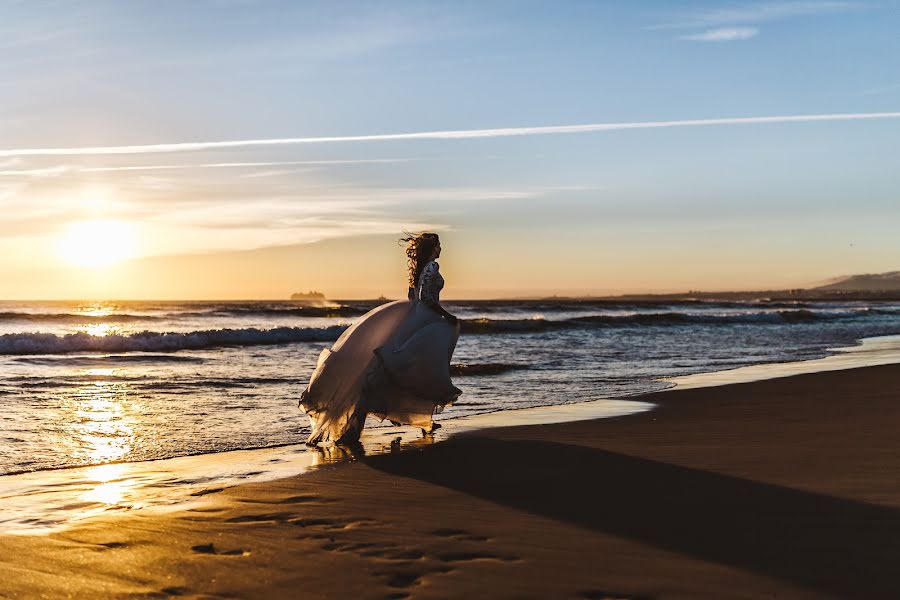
left=400, top=232, right=440, bottom=288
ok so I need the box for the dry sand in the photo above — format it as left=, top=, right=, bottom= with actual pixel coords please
left=1, top=364, right=899, bottom=599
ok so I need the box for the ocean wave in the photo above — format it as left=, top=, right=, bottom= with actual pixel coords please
left=2, top=374, right=300, bottom=390
left=0, top=326, right=346, bottom=355
left=461, top=308, right=881, bottom=333
left=460, top=318, right=566, bottom=334
left=11, top=354, right=207, bottom=365
left=172, top=305, right=369, bottom=319
left=0, top=305, right=370, bottom=324
left=450, top=362, right=528, bottom=376
left=0, top=311, right=163, bottom=323
left=140, top=377, right=301, bottom=390
left=450, top=299, right=814, bottom=313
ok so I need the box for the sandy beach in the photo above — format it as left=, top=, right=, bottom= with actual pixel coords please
left=5, top=2, right=900, bottom=598
left=2, top=363, right=899, bottom=599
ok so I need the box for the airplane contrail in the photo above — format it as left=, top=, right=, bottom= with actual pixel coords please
left=1, top=112, right=898, bottom=158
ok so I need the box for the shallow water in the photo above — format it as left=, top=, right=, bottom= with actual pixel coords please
left=4, top=335, right=900, bottom=536
left=0, top=300, right=900, bottom=475
left=2, top=298, right=900, bottom=477
left=0, top=398, right=654, bottom=535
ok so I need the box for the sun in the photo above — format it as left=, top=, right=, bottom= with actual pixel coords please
left=58, top=220, right=138, bottom=268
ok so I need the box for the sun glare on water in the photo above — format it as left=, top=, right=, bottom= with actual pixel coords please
left=58, top=220, right=137, bottom=268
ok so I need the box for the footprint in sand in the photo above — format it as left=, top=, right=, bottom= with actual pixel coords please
left=158, top=586, right=190, bottom=596
left=433, top=551, right=519, bottom=563
left=374, top=564, right=455, bottom=590
left=225, top=511, right=296, bottom=524
left=237, top=494, right=334, bottom=505
left=288, top=517, right=337, bottom=527
left=429, top=527, right=490, bottom=542
left=189, top=487, right=224, bottom=497
left=190, top=543, right=250, bottom=557
left=94, top=541, right=129, bottom=550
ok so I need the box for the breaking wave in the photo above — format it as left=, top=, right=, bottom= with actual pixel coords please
left=450, top=362, right=527, bottom=376
left=0, top=326, right=346, bottom=355
left=0, top=311, right=163, bottom=323
left=460, top=308, right=882, bottom=334
left=11, top=354, right=208, bottom=366
left=0, top=309, right=887, bottom=355
left=172, top=305, right=370, bottom=319
left=0, top=305, right=370, bottom=324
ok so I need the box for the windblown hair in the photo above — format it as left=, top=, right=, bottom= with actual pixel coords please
left=400, top=232, right=440, bottom=288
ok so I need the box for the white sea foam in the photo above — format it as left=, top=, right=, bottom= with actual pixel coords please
left=0, top=326, right=346, bottom=355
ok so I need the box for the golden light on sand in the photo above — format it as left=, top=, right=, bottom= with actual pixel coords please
left=58, top=219, right=137, bottom=268
left=82, top=463, right=130, bottom=505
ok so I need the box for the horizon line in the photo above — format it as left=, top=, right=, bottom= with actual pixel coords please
left=1, top=289, right=893, bottom=302
left=2, top=111, right=899, bottom=158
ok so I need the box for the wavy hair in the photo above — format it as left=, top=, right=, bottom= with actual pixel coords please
left=400, top=232, right=440, bottom=288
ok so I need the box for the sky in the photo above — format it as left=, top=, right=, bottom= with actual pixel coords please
left=1, top=0, right=899, bottom=299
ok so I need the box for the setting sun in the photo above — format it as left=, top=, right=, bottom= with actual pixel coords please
left=58, top=220, right=137, bottom=268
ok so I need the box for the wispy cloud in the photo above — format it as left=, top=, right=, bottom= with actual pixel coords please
left=0, top=165, right=72, bottom=178
left=681, top=27, right=760, bottom=42
left=652, top=1, right=862, bottom=29
left=2, top=112, right=899, bottom=158
left=0, top=180, right=587, bottom=258
left=654, top=1, right=862, bottom=42
left=237, top=168, right=318, bottom=179
left=0, top=159, right=418, bottom=178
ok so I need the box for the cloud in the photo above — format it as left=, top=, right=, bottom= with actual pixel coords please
left=82, top=158, right=416, bottom=172
left=4, top=182, right=581, bottom=257
left=681, top=27, right=760, bottom=42
left=0, top=165, right=74, bottom=178
left=0, top=159, right=418, bottom=178
left=2, top=112, right=899, bottom=158
left=0, top=180, right=574, bottom=243
left=653, top=2, right=862, bottom=42
left=651, top=1, right=862, bottom=29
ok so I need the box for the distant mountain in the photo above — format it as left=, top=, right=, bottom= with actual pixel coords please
left=812, top=271, right=900, bottom=292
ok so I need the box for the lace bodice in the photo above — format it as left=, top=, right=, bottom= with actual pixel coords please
left=409, top=260, right=443, bottom=308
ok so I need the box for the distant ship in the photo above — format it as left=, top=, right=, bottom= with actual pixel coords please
left=290, top=290, right=327, bottom=301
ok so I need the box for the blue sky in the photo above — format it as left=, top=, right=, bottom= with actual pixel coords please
left=1, top=1, right=898, bottom=298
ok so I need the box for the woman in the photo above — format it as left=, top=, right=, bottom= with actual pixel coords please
left=298, top=232, right=462, bottom=446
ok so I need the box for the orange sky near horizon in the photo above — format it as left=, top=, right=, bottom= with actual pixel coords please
left=2, top=228, right=894, bottom=301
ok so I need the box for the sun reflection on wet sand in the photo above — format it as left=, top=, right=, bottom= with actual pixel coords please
left=66, top=378, right=141, bottom=515
left=82, top=463, right=131, bottom=506
left=0, top=399, right=652, bottom=535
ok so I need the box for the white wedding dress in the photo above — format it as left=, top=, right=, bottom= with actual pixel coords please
left=299, top=261, right=461, bottom=445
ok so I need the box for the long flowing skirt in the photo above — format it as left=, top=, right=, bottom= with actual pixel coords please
left=298, top=300, right=461, bottom=445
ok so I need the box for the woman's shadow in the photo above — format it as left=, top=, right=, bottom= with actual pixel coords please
left=366, top=436, right=900, bottom=599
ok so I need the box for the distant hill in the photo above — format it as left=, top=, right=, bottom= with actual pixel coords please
left=812, top=271, right=900, bottom=292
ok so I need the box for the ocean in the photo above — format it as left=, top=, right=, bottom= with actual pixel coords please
left=2, top=298, right=900, bottom=478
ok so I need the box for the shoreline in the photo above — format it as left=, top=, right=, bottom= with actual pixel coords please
left=1, top=360, right=898, bottom=597
left=3, top=333, right=899, bottom=536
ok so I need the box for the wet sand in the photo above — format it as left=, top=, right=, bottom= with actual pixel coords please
left=2, top=363, right=899, bottom=599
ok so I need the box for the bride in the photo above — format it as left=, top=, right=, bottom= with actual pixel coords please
left=298, top=232, right=462, bottom=446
